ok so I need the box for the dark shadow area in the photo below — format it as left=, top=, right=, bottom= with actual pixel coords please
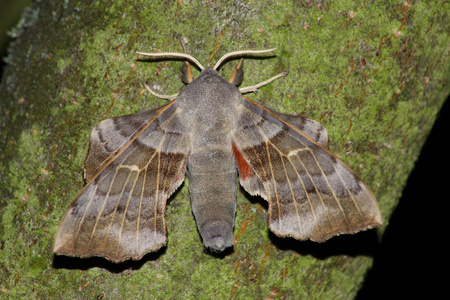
left=205, top=245, right=235, bottom=258
left=270, top=229, right=380, bottom=260
left=52, top=247, right=166, bottom=273
left=0, top=0, right=33, bottom=74
left=357, top=97, right=449, bottom=299
left=136, top=56, right=203, bottom=72
left=240, top=186, right=268, bottom=209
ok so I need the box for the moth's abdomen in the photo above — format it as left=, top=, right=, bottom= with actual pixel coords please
left=188, top=149, right=237, bottom=251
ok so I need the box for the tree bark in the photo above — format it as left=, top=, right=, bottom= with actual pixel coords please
left=1, top=0, right=448, bottom=298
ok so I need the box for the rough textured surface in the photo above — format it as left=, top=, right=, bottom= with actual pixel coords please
left=0, top=0, right=448, bottom=298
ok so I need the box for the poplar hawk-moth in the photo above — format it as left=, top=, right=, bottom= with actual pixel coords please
left=54, top=49, right=382, bottom=263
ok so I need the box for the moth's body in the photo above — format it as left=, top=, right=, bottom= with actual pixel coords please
left=178, top=68, right=242, bottom=250
left=54, top=49, right=382, bottom=263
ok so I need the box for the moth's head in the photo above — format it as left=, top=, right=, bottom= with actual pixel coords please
left=181, top=66, right=221, bottom=83
left=181, top=66, right=243, bottom=89
left=179, top=55, right=246, bottom=88
left=177, top=66, right=242, bottom=102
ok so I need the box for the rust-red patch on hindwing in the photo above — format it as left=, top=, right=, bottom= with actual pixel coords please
left=232, top=142, right=254, bottom=180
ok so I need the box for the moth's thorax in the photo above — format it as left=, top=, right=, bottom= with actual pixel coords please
left=177, top=68, right=241, bottom=132
left=178, top=68, right=241, bottom=107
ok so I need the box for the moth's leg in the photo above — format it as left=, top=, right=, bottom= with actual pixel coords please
left=181, top=61, right=194, bottom=84
left=143, top=83, right=178, bottom=101
left=239, top=71, right=289, bottom=94
left=228, top=59, right=244, bottom=87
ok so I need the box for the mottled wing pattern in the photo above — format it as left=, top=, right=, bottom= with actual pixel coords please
left=232, top=97, right=382, bottom=242
left=54, top=101, right=190, bottom=262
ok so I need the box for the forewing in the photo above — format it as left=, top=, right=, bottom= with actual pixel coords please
left=232, top=97, right=382, bottom=242
left=54, top=101, right=190, bottom=262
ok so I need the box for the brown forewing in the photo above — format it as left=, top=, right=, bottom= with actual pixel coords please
left=232, top=97, right=382, bottom=243
left=54, top=101, right=191, bottom=263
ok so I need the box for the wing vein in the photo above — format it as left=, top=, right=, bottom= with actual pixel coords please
left=90, top=121, right=149, bottom=176
left=117, top=168, right=141, bottom=254
left=309, top=151, right=351, bottom=227
left=87, top=169, right=119, bottom=247
left=137, top=164, right=147, bottom=255
left=74, top=184, right=99, bottom=246
left=281, top=156, right=304, bottom=237
left=291, top=153, right=330, bottom=234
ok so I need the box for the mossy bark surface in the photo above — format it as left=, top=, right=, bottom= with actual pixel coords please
left=1, top=0, right=448, bottom=299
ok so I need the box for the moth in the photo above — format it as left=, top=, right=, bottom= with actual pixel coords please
left=54, top=49, right=382, bottom=263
